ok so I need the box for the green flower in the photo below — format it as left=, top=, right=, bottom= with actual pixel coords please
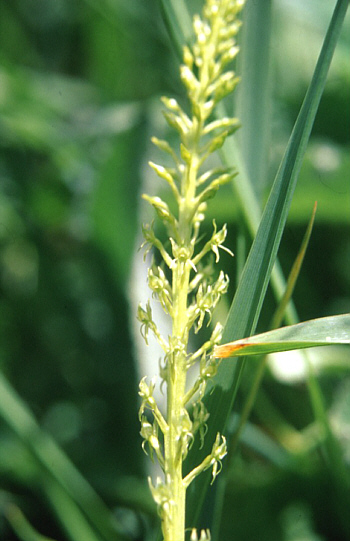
left=138, top=1, right=245, bottom=539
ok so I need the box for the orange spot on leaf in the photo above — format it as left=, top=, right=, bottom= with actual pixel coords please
left=214, top=341, right=249, bottom=358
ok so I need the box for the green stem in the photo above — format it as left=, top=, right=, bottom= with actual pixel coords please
left=162, top=146, right=201, bottom=541
left=163, top=262, right=191, bottom=541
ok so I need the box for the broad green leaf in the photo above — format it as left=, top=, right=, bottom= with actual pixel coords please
left=214, top=314, right=350, bottom=358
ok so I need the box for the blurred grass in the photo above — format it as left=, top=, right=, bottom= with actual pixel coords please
left=0, top=1, right=349, bottom=540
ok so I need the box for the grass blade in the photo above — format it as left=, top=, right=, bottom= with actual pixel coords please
left=157, top=0, right=192, bottom=57
left=186, top=0, right=349, bottom=527
left=212, top=0, right=348, bottom=407
left=214, top=313, right=350, bottom=357
left=0, top=372, right=126, bottom=541
left=4, top=504, right=57, bottom=541
left=216, top=202, right=319, bottom=485
left=270, top=201, right=318, bottom=329
left=236, top=0, right=272, bottom=196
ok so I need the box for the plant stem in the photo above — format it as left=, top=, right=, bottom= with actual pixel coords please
left=163, top=155, right=199, bottom=540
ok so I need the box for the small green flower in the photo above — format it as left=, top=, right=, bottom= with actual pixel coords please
left=148, top=476, right=174, bottom=520
left=209, top=433, right=227, bottom=483
left=140, top=416, right=164, bottom=468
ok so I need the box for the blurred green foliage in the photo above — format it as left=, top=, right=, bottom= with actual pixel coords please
left=0, top=0, right=349, bottom=540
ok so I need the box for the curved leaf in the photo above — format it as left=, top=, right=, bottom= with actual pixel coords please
left=214, top=314, right=350, bottom=358
left=185, top=0, right=349, bottom=528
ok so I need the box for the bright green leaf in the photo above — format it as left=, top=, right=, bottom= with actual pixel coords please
left=185, top=0, right=349, bottom=529
left=214, top=314, right=350, bottom=358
